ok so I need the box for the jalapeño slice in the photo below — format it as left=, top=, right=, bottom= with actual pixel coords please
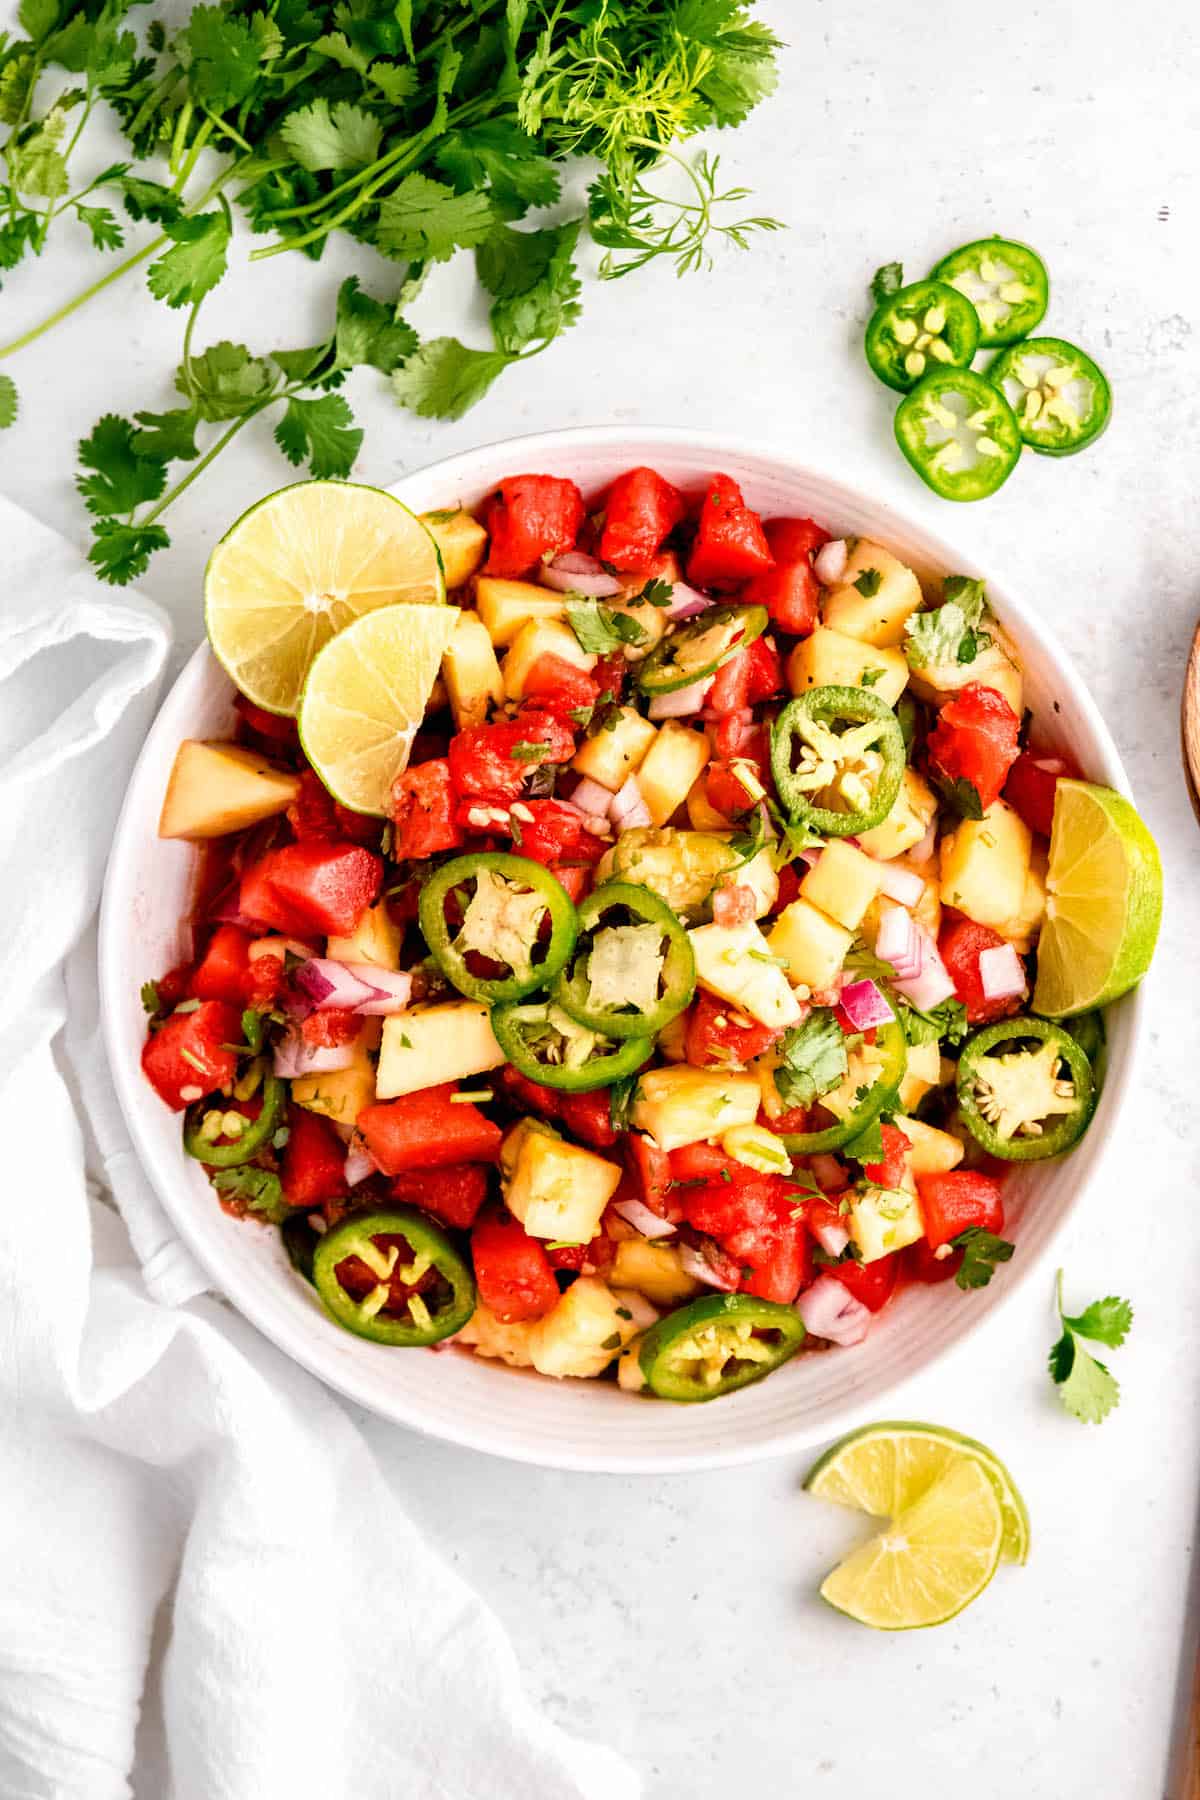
left=956, top=1015, right=1094, bottom=1162
left=418, top=850, right=578, bottom=1004
left=638, top=1294, right=806, bottom=1401
left=183, top=1072, right=286, bottom=1168
left=554, top=880, right=695, bottom=1039
left=776, top=1011, right=907, bottom=1155
left=865, top=278, right=981, bottom=394
left=986, top=337, right=1111, bottom=457
left=770, top=685, right=905, bottom=836
left=930, top=237, right=1049, bottom=347
left=894, top=367, right=1023, bottom=502
left=636, top=604, right=768, bottom=695
left=312, top=1207, right=476, bottom=1346
left=490, top=998, right=654, bottom=1092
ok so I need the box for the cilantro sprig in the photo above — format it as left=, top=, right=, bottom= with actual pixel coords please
left=1048, top=1269, right=1133, bottom=1424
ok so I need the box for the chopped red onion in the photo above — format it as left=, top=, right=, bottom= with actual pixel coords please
left=797, top=1276, right=871, bottom=1345
left=874, top=905, right=922, bottom=980
left=910, top=817, right=939, bottom=864
left=677, top=1242, right=740, bottom=1292
left=612, top=1199, right=677, bottom=1240
left=838, top=978, right=895, bottom=1031
left=648, top=674, right=713, bottom=719
left=610, top=776, right=652, bottom=831
left=876, top=861, right=925, bottom=907
left=665, top=582, right=713, bottom=620
left=539, top=551, right=623, bottom=598
left=343, top=1144, right=375, bottom=1187
left=809, top=1214, right=851, bottom=1258
left=570, top=776, right=615, bottom=817
left=273, top=1027, right=359, bottom=1079
left=891, top=930, right=957, bottom=1011
left=979, top=942, right=1028, bottom=1001
left=813, top=539, right=850, bottom=585
left=295, top=957, right=412, bottom=1016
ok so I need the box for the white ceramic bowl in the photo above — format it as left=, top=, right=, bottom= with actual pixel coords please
left=100, top=427, right=1145, bottom=1472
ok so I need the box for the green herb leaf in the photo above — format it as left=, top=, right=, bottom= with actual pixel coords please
left=953, top=1228, right=1014, bottom=1290
left=332, top=276, right=418, bottom=375
left=852, top=567, right=882, bottom=598
left=932, top=771, right=985, bottom=822
left=147, top=210, right=231, bottom=310
left=76, top=414, right=168, bottom=517
left=565, top=599, right=646, bottom=655
left=212, top=1165, right=288, bottom=1225
left=904, top=579, right=990, bottom=672
left=140, top=980, right=160, bottom=1016
left=273, top=395, right=362, bottom=479
left=390, top=338, right=512, bottom=421
left=86, top=520, right=171, bottom=586
left=1062, top=1293, right=1133, bottom=1349
left=0, top=374, right=17, bottom=431
left=774, top=1011, right=848, bottom=1111
left=376, top=172, right=496, bottom=264
left=1049, top=1270, right=1131, bottom=1423
left=280, top=99, right=383, bottom=173
left=898, top=996, right=968, bottom=1048
left=870, top=261, right=904, bottom=305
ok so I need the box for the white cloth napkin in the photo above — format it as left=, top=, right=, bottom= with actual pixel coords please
left=0, top=495, right=639, bottom=1800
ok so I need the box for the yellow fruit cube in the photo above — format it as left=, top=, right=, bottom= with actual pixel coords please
left=856, top=766, right=938, bottom=860
left=848, top=1179, right=925, bottom=1263
left=767, top=898, right=852, bottom=991
left=610, top=1238, right=703, bottom=1307
left=158, top=740, right=301, bottom=840
left=456, top=1302, right=538, bottom=1368
left=376, top=1002, right=505, bottom=1098
left=994, top=844, right=1047, bottom=953
left=291, top=1035, right=376, bottom=1126
left=939, top=799, right=1031, bottom=932
left=786, top=626, right=909, bottom=708
left=637, top=722, right=711, bottom=827
left=631, top=1066, right=761, bottom=1151
left=821, top=542, right=924, bottom=646
left=476, top=576, right=565, bottom=646
left=688, top=920, right=803, bottom=1029
left=894, top=1115, right=964, bottom=1177
left=441, top=609, right=503, bottom=729
left=500, top=1121, right=622, bottom=1242
left=571, top=706, right=658, bottom=790
left=800, top=840, right=882, bottom=931
left=420, top=508, right=488, bottom=589
left=530, top=1278, right=653, bottom=1379
left=898, top=1038, right=942, bottom=1111
left=502, top=618, right=595, bottom=701
left=327, top=899, right=402, bottom=971
left=907, top=628, right=1024, bottom=719
left=720, top=1122, right=791, bottom=1174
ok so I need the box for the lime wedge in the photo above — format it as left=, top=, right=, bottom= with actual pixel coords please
left=298, top=604, right=458, bottom=816
left=205, top=481, right=445, bottom=716
left=816, top=1456, right=1003, bottom=1630
left=804, top=1420, right=1029, bottom=1564
left=1032, top=779, right=1162, bottom=1017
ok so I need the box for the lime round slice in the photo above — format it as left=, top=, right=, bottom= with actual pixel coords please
left=804, top=1420, right=1030, bottom=1565
left=1032, top=779, right=1162, bottom=1018
left=298, top=604, right=459, bottom=816
left=205, top=481, right=445, bottom=717
left=816, top=1455, right=1004, bottom=1630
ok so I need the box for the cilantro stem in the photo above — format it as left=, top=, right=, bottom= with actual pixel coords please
left=0, top=236, right=165, bottom=359
left=137, top=401, right=275, bottom=528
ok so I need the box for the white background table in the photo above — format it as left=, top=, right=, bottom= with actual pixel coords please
left=5, top=1, right=1199, bottom=1793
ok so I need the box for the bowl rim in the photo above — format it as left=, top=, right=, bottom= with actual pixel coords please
left=99, top=423, right=1147, bottom=1472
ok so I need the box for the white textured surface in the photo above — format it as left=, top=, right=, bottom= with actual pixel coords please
left=4, top=0, right=1199, bottom=1793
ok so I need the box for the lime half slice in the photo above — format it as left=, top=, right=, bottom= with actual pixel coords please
left=298, top=603, right=458, bottom=816
left=205, top=481, right=444, bottom=716
left=1032, top=779, right=1162, bottom=1017
left=816, top=1456, right=1004, bottom=1630
left=804, top=1420, right=1029, bottom=1565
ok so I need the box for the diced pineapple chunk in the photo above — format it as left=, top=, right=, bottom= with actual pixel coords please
left=158, top=740, right=301, bottom=840
left=938, top=799, right=1031, bottom=932
left=617, top=1342, right=648, bottom=1392
left=291, top=1033, right=377, bottom=1126
left=530, top=1278, right=653, bottom=1379
left=767, top=899, right=852, bottom=991
left=456, top=1302, right=539, bottom=1368
left=688, top=919, right=803, bottom=1029
left=800, top=840, right=881, bottom=931
left=500, top=1121, right=622, bottom=1242
left=376, top=1001, right=505, bottom=1098
left=441, top=609, right=503, bottom=730
left=821, top=542, right=924, bottom=647
left=503, top=618, right=596, bottom=701
left=476, top=577, right=565, bottom=646
left=732, top=848, right=780, bottom=919
left=421, top=508, right=488, bottom=589
left=631, top=1066, right=761, bottom=1151
left=821, top=1045, right=885, bottom=1121
left=326, top=900, right=402, bottom=971
left=720, top=1121, right=791, bottom=1175
left=898, top=1038, right=943, bottom=1111
left=907, top=627, right=1023, bottom=719
left=786, top=626, right=909, bottom=708
left=571, top=707, right=658, bottom=790
left=610, top=1238, right=703, bottom=1307
left=657, top=1012, right=689, bottom=1062
left=848, top=1178, right=924, bottom=1263
left=856, top=767, right=938, bottom=861
left=894, top=1115, right=964, bottom=1176
left=637, top=722, right=711, bottom=827
left=994, top=844, right=1047, bottom=953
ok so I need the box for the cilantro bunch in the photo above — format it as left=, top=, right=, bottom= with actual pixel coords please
left=0, top=0, right=783, bottom=585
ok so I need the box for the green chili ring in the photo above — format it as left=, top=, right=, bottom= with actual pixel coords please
left=553, top=880, right=695, bottom=1039
left=986, top=337, right=1112, bottom=457
left=183, top=1072, right=286, bottom=1168
left=778, top=1014, right=907, bottom=1154
left=418, top=850, right=579, bottom=1004
left=930, top=237, right=1049, bottom=347
left=636, top=604, right=769, bottom=696
left=894, top=367, right=1023, bottom=503
left=638, top=1294, right=807, bottom=1402
left=865, top=278, right=981, bottom=394
left=491, top=999, right=654, bottom=1092
left=312, top=1207, right=476, bottom=1346
left=770, top=686, right=906, bottom=836
left=955, top=1016, right=1095, bottom=1162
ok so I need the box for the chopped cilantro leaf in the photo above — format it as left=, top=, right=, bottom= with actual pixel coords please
left=774, top=1010, right=848, bottom=1111
left=140, top=980, right=160, bottom=1016
left=565, top=599, right=647, bottom=655
left=870, top=261, right=904, bottom=305
left=1048, top=1269, right=1132, bottom=1422
left=212, top=1166, right=288, bottom=1225
left=952, top=1228, right=1014, bottom=1290
left=852, top=567, right=882, bottom=598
